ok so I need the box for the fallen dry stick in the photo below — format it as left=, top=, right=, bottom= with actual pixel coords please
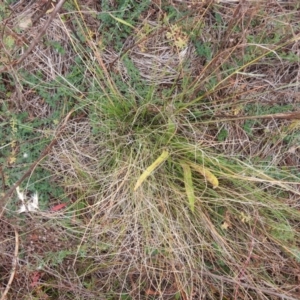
left=0, top=0, right=67, bottom=73
left=0, top=227, right=19, bottom=300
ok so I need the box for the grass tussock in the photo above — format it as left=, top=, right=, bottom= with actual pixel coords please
left=1, top=0, right=300, bottom=299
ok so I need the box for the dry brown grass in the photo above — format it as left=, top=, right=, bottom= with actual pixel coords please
left=1, top=1, right=300, bottom=299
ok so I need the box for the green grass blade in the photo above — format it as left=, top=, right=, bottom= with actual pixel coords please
left=180, top=162, right=195, bottom=212
left=108, top=13, right=135, bottom=29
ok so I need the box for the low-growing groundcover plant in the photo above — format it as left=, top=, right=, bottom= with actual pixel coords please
left=1, top=0, right=300, bottom=299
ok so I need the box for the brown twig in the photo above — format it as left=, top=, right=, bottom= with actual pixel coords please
left=0, top=109, right=74, bottom=219
left=31, top=0, right=54, bottom=26
left=0, top=227, right=19, bottom=300
left=210, top=111, right=300, bottom=123
left=0, top=166, right=5, bottom=191
left=0, top=0, right=67, bottom=74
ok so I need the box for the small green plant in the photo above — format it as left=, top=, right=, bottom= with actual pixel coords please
left=98, top=0, right=151, bottom=50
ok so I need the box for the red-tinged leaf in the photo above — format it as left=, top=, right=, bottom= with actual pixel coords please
left=30, top=271, right=42, bottom=287
left=50, top=203, right=67, bottom=212
left=145, top=289, right=160, bottom=296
